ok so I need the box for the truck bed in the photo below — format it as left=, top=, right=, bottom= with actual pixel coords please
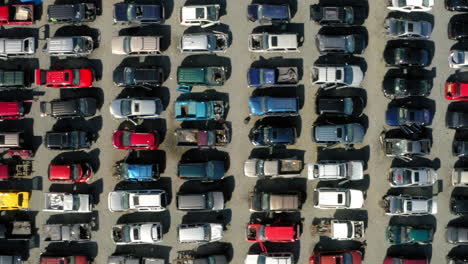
left=280, top=159, right=302, bottom=172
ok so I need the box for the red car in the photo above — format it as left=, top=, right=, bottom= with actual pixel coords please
left=383, top=257, right=428, bottom=264
left=112, top=129, right=159, bottom=150
left=48, top=163, right=92, bottom=183
left=0, top=5, right=33, bottom=25
left=41, top=256, right=91, bottom=264
left=310, top=250, right=362, bottom=264
left=246, top=223, right=300, bottom=243
left=35, top=69, right=94, bottom=88
left=0, top=102, right=24, bottom=120
left=445, top=81, right=468, bottom=100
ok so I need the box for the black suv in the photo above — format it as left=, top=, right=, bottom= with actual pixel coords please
left=449, top=14, right=468, bottom=40
left=113, top=2, right=164, bottom=24
left=48, top=3, right=96, bottom=24
left=45, top=131, right=92, bottom=150
left=385, top=47, right=430, bottom=67
left=446, top=110, right=468, bottom=129
left=316, top=96, right=363, bottom=117
left=383, top=77, right=432, bottom=99
left=113, top=67, right=164, bottom=87
left=453, top=140, right=468, bottom=157
left=40, top=97, right=97, bottom=119
left=451, top=196, right=468, bottom=215
left=446, top=0, right=468, bottom=12
left=310, top=5, right=354, bottom=25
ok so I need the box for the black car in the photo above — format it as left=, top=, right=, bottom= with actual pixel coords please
left=446, top=110, right=468, bottom=129
left=40, top=97, right=97, bottom=119
left=446, top=0, right=468, bottom=11
left=248, top=125, right=296, bottom=146
left=315, top=33, right=367, bottom=54
left=310, top=5, right=354, bottom=25
left=448, top=257, right=468, bottom=264
left=449, top=14, right=468, bottom=40
left=383, top=77, right=432, bottom=99
left=48, top=3, right=96, bottom=24
left=451, top=196, right=468, bottom=215
left=113, top=67, right=164, bottom=87
left=316, top=96, right=363, bottom=116
left=247, top=4, right=290, bottom=24
left=45, top=131, right=92, bottom=150
left=453, top=140, right=468, bottom=157
left=113, top=2, right=164, bottom=24
left=385, top=47, right=430, bottom=67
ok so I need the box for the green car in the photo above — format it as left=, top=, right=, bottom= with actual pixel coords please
left=385, top=225, right=433, bottom=245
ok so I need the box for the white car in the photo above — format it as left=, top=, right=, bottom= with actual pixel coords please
left=108, top=190, right=167, bottom=212
left=110, top=98, right=163, bottom=119
left=388, top=167, right=437, bottom=187
left=383, top=195, right=437, bottom=216
left=313, top=188, right=364, bottom=209
left=449, top=50, right=468, bottom=68
left=387, top=0, right=434, bottom=12
left=312, top=65, right=364, bottom=87
left=112, top=223, right=163, bottom=245
left=177, top=223, right=223, bottom=244
left=308, top=161, right=364, bottom=181
left=384, top=18, right=432, bottom=39
left=180, top=5, right=220, bottom=28
left=244, top=253, right=293, bottom=264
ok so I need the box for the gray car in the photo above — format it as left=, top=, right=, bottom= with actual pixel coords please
left=446, top=226, right=468, bottom=244
left=380, top=136, right=431, bottom=161
left=176, top=192, right=224, bottom=211
left=313, top=123, right=365, bottom=146
left=110, top=98, right=163, bottom=119
left=315, top=33, right=366, bottom=54
left=385, top=18, right=432, bottom=39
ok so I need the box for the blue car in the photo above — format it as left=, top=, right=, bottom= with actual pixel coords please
left=178, top=161, right=225, bottom=181
left=116, top=163, right=160, bottom=182
left=247, top=4, right=290, bottom=24
left=386, top=106, right=432, bottom=126
left=249, top=96, right=298, bottom=116
left=249, top=125, right=296, bottom=146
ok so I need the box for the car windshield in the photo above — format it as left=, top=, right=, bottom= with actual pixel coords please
left=206, top=193, right=213, bottom=209
left=70, top=164, right=79, bottom=180
left=345, top=37, right=354, bottom=52
left=122, top=225, right=131, bottom=242
left=345, top=125, right=353, bottom=142
left=457, top=51, right=466, bottom=64
left=396, top=20, right=405, bottom=34
left=121, top=100, right=132, bottom=116
left=124, top=37, right=132, bottom=53
left=122, top=193, right=129, bottom=209
left=343, top=253, right=353, bottom=264
left=399, top=108, right=408, bottom=122
left=122, top=131, right=132, bottom=146
left=345, top=8, right=353, bottom=23
left=347, top=223, right=353, bottom=237
left=78, top=99, right=88, bottom=115
left=261, top=193, right=270, bottom=210
left=73, top=37, right=84, bottom=52
left=72, top=69, right=80, bottom=85
left=344, top=67, right=353, bottom=84
left=207, top=35, right=216, bottom=51
left=256, top=160, right=265, bottom=175
left=206, top=6, right=218, bottom=20
left=406, top=200, right=412, bottom=211
left=124, top=68, right=134, bottom=84
left=204, top=225, right=211, bottom=241
left=72, top=195, right=80, bottom=210
left=398, top=0, right=407, bottom=6
left=395, top=48, right=405, bottom=63
left=394, top=79, right=406, bottom=93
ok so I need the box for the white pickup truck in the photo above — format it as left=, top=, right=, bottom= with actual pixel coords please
left=0, top=37, right=35, bottom=57
left=248, top=33, right=299, bottom=52
left=43, top=193, right=92, bottom=213
left=311, top=219, right=365, bottom=240
left=244, top=158, right=303, bottom=178
left=308, top=160, right=364, bottom=181
left=112, top=222, right=163, bottom=245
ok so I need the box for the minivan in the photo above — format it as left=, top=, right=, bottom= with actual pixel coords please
left=45, top=36, right=94, bottom=57
left=176, top=192, right=224, bottom=211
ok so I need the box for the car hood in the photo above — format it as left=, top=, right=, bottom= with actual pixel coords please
left=108, top=191, right=126, bottom=211
left=244, top=159, right=258, bottom=177
left=209, top=223, right=224, bottom=241
left=348, top=189, right=364, bottom=208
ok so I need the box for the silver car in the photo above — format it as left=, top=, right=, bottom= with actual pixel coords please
left=446, top=226, right=468, bottom=244
left=388, top=167, right=437, bottom=187
left=385, top=18, right=432, bottom=39
left=110, top=98, right=163, bottom=119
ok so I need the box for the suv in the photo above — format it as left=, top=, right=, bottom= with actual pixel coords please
left=35, top=69, right=94, bottom=88
left=249, top=96, right=298, bottom=116
left=245, top=253, right=293, bottom=264
left=180, top=5, right=220, bottom=28
left=312, top=65, right=364, bottom=87
left=249, top=191, right=302, bottom=212
left=180, top=32, right=228, bottom=53
left=113, top=67, right=163, bottom=87
left=0, top=37, right=34, bottom=57
left=313, top=123, right=365, bottom=146
left=48, top=3, right=96, bottom=24
left=383, top=195, right=437, bottom=216
left=40, top=97, right=97, bottom=119
left=451, top=196, right=468, bottom=215
left=311, top=5, right=354, bottom=25
left=248, top=33, right=299, bottom=52
left=249, top=125, right=296, bottom=146
left=108, top=189, right=167, bottom=212
left=45, top=36, right=93, bottom=57
left=247, top=4, right=290, bottom=24
left=446, top=110, right=468, bottom=128
left=316, top=96, right=363, bottom=116
left=380, top=135, right=431, bottom=160
left=112, top=36, right=161, bottom=55
left=315, top=33, right=366, bottom=54
left=177, top=223, right=224, bottom=243
left=385, top=47, right=430, bottom=67
left=113, top=2, right=164, bottom=24
left=313, top=188, right=364, bottom=209
left=176, top=192, right=224, bottom=211
left=44, top=130, right=91, bottom=150
left=449, top=14, right=468, bottom=40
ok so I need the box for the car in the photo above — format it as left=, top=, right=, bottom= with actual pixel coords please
left=313, top=188, right=364, bottom=209
left=446, top=81, right=468, bottom=100
left=451, top=195, right=468, bottom=214
left=310, top=5, right=354, bottom=25
left=246, top=221, right=300, bottom=243
left=48, top=163, right=92, bottom=183
left=388, top=167, right=437, bottom=187
left=47, top=3, right=96, bottom=24
left=247, top=4, right=290, bottom=24
left=108, top=256, right=165, bottom=264
left=446, top=110, right=468, bottom=128
left=180, top=4, right=220, bottom=28
left=248, top=125, right=296, bottom=146
left=248, top=33, right=299, bottom=52
left=313, top=123, right=365, bottom=146
left=316, top=96, right=363, bottom=117
left=173, top=255, right=227, bottom=264
left=309, top=250, right=362, bottom=264
left=180, top=32, right=228, bottom=53
left=387, top=0, right=434, bottom=12
left=315, top=33, right=367, bottom=54
left=0, top=5, right=33, bottom=25
left=45, top=131, right=91, bottom=150
left=0, top=101, right=25, bottom=120
left=449, top=15, right=468, bottom=40
left=0, top=37, right=35, bottom=57
left=112, top=36, right=161, bottom=55
left=113, top=2, right=164, bottom=24
left=45, top=36, right=93, bottom=57
left=307, top=160, right=364, bottom=181
left=453, top=140, right=468, bottom=157
left=383, top=77, right=432, bottom=99
left=177, top=223, right=223, bottom=244
left=112, top=129, right=159, bottom=150
left=312, top=65, right=364, bottom=87
left=113, top=67, right=163, bottom=87
left=0, top=256, right=21, bottom=264
left=380, top=136, right=432, bottom=160
left=110, top=98, right=163, bottom=119
left=249, top=191, right=302, bottom=212
left=40, top=256, right=92, bottom=264
left=386, top=225, right=434, bottom=245
left=385, top=106, right=432, bottom=126
left=452, top=168, right=468, bottom=186
left=35, top=69, right=94, bottom=88
left=112, top=222, right=163, bottom=245
left=446, top=0, right=468, bottom=11
left=0, top=191, right=29, bottom=210
left=446, top=226, right=468, bottom=243
left=385, top=47, right=430, bottom=67
left=450, top=50, right=468, bottom=68
left=248, top=96, right=298, bottom=116
left=383, top=257, right=429, bottom=264
left=178, top=161, right=225, bottom=181
left=448, top=257, right=468, bottom=264
left=40, top=97, right=97, bottom=119
left=176, top=192, right=224, bottom=211
left=382, top=195, right=437, bottom=216
left=108, top=189, right=167, bottom=212
left=384, top=18, right=432, bottom=39
left=245, top=253, right=294, bottom=264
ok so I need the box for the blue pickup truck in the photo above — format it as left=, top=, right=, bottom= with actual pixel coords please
left=249, top=96, right=298, bottom=116
left=174, top=100, right=225, bottom=121
left=178, top=161, right=225, bottom=181
left=247, top=67, right=298, bottom=88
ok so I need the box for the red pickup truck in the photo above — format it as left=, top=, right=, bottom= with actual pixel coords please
left=246, top=222, right=300, bottom=243
left=35, top=69, right=94, bottom=88
left=40, top=256, right=91, bottom=264
left=0, top=5, right=33, bottom=25
left=0, top=102, right=24, bottom=120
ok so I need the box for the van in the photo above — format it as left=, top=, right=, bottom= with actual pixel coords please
left=176, top=192, right=224, bottom=211
left=0, top=131, right=22, bottom=148
left=45, top=36, right=93, bottom=57
left=177, top=223, right=224, bottom=243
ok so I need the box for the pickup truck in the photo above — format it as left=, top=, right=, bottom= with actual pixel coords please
left=0, top=221, right=32, bottom=240
left=311, top=219, right=364, bottom=240
left=248, top=33, right=299, bottom=52
left=108, top=256, right=165, bottom=264
left=48, top=3, right=96, bottom=24
left=175, top=127, right=230, bottom=147
left=112, top=222, right=163, bottom=245
left=247, top=67, right=298, bottom=88
left=0, top=37, right=35, bottom=58
left=41, top=256, right=92, bottom=264
left=386, top=225, right=433, bottom=245
left=174, top=100, right=225, bottom=121
left=247, top=4, right=290, bottom=24
left=178, top=160, right=225, bottom=181
left=173, top=255, right=227, bottom=264
left=244, top=158, right=303, bottom=178
left=246, top=222, right=300, bottom=243
left=249, top=191, right=301, bottom=212
left=382, top=195, right=437, bottom=216
left=0, top=5, right=33, bottom=25
left=249, top=96, right=298, bottom=116
left=113, top=2, right=164, bottom=24
left=177, top=67, right=225, bottom=87
left=43, top=223, right=91, bottom=242
left=307, top=161, right=364, bottom=181
left=43, top=192, right=92, bottom=213
left=0, top=70, right=25, bottom=89
left=180, top=32, right=228, bottom=53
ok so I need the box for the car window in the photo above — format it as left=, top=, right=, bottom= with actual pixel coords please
left=336, top=128, right=343, bottom=138
left=337, top=194, right=343, bottom=204
left=271, top=37, right=278, bottom=47
left=196, top=8, right=205, bottom=19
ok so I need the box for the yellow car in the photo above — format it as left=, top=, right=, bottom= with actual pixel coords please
left=0, top=191, right=29, bottom=210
